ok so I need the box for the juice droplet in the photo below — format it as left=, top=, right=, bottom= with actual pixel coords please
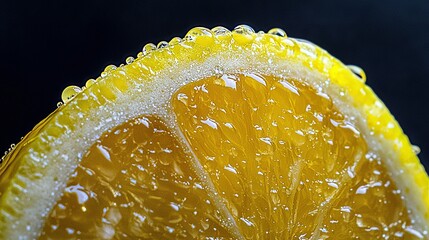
left=233, top=25, right=255, bottom=35
left=268, top=28, right=287, bottom=37
left=125, top=56, right=135, bottom=65
left=347, top=65, right=367, bottom=82
left=61, top=85, right=82, bottom=103
left=211, top=26, right=231, bottom=36
left=412, top=145, right=421, bottom=155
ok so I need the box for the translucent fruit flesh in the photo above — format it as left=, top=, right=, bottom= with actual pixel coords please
left=40, top=74, right=422, bottom=239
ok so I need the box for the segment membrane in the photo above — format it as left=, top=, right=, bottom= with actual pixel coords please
left=40, top=116, right=231, bottom=239
left=41, top=73, right=423, bottom=239
left=172, top=74, right=420, bottom=239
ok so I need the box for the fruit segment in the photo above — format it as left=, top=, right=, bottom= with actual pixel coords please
left=40, top=116, right=232, bottom=239
left=172, top=73, right=422, bottom=239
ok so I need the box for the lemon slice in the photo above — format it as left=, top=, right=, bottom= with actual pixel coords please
left=0, top=25, right=428, bottom=239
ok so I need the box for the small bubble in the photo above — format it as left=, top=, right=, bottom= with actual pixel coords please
left=136, top=52, right=144, bottom=58
left=10, top=144, right=16, bottom=149
left=211, top=26, right=231, bottom=36
left=257, top=30, right=265, bottom=34
left=347, top=65, right=366, bottom=82
left=56, top=102, right=63, bottom=108
left=233, top=25, right=255, bottom=35
left=61, top=85, right=82, bottom=103
left=412, top=145, right=421, bottom=155
left=268, top=28, right=287, bottom=37
left=126, top=56, right=135, bottom=64
left=142, top=43, right=156, bottom=55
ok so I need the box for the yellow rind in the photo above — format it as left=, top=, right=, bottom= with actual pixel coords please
left=0, top=26, right=428, bottom=238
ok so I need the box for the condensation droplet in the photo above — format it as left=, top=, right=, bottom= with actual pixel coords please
left=211, top=26, right=231, bottom=36
left=412, top=145, right=421, bottom=155
left=157, top=41, right=169, bottom=49
left=233, top=25, right=255, bottom=35
left=56, top=102, right=63, bottom=108
left=126, top=56, right=135, bottom=65
left=61, top=85, right=82, bottom=103
left=347, top=65, right=367, bottom=82
left=268, top=28, right=287, bottom=37
left=142, top=43, right=156, bottom=55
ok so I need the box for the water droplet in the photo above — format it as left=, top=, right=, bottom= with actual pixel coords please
left=412, top=145, right=421, bottom=155
left=142, top=43, right=156, bottom=55
left=61, top=85, right=82, bottom=103
left=257, top=30, right=265, bottom=34
left=126, top=56, right=135, bottom=64
left=185, top=27, right=213, bottom=41
left=104, top=65, right=117, bottom=72
left=101, top=65, right=117, bottom=78
left=211, top=26, right=231, bottom=36
left=136, top=52, right=144, bottom=58
left=56, top=102, right=63, bottom=108
left=233, top=25, right=255, bottom=35
left=10, top=144, right=15, bottom=149
left=169, top=37, right=182, bottom=45
left=347, top=65, right=366, bottom=82
left=157, top=41, right=169, bottom=49
left=268, top=28, right=287, bottom=37
left=85, top=79, right=96, bottom=88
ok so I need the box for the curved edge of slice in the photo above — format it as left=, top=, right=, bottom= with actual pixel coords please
left=0, top=26, right=428, bottom=238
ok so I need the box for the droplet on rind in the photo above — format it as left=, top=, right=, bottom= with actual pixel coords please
left=142, top=43, right=156, bottom=55
left=61, top=85, right=82, bottom=103
left=233, top=25, right=255, bottom=35
left=412, top=145, right=421, bottom=155
left=169, top=37, right=182, bottom=45
left=211, top=26, right=231, bottom=36
left=85, top=79, right=96, bottom=88
left=268, top=28, right=287, bottom=37
left=347, top=65, right=367, bottom=82
left=101, top=65, right=117, bottom=78
left=56, top=102, right=64, bottom=108
left=185, top=27, right=213, bottom=41
left=125, top=56, right=135, bottom=65
left=157, top=41, right=169, bottom=49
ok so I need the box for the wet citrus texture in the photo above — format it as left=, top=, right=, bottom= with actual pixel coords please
left=40, top=74, right=423, bottom=239
left=0, top=26, right=428, bottom=239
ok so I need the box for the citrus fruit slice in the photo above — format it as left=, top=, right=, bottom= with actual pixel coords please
left=0, top=25, right=428, bottom=239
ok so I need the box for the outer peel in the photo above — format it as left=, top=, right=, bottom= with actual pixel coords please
left=0, top=26, right=428, bottom=239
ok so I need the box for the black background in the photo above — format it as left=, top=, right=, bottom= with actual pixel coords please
left=1, top=0, right=428, bottom=170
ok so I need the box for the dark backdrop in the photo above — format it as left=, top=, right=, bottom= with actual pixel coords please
left=1, top=0, right=428, bottom=170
